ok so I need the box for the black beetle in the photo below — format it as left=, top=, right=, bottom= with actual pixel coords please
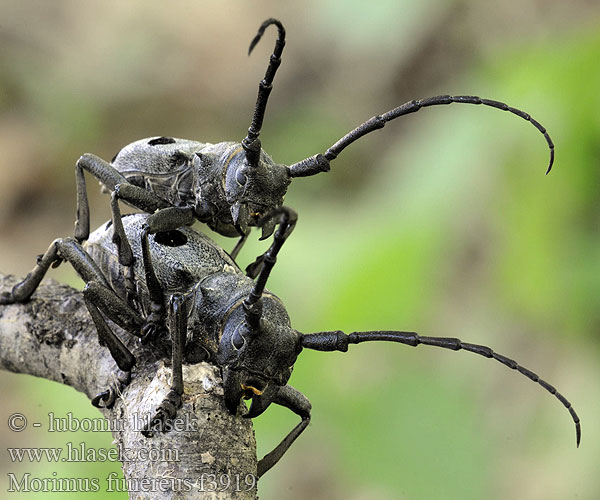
left=72, top=18, right=556, bottom=301
left=0, top=209, right=580, bottom=478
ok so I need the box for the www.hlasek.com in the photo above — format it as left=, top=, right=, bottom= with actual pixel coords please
left=8, top=441, right=178, bottom=463
left=7, top=473, right=258, bottom=493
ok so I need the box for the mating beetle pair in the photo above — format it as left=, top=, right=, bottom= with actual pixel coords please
left=0, top=17, right=580, bottom=479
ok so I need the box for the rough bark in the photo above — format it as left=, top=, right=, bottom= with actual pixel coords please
left=0, top=273, right=258, bottom=500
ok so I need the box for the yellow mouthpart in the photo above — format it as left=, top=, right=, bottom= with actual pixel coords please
left=241, top=384, right=264, bottom=398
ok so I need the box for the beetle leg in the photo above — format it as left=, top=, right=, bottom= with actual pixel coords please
left=108, top=188, right=137, bottom=308
left=82, top=281, right=143, bottom=338
left=110, top=185, right=187, bottom=309
left=91, top=371, right=131, bottom=409
left=142, top=293, right=186, bottom=437
left=55, top=241, right=140, bottom=408
left=74, top=154, right=129, bottom=242
left=75, top=153, right=177, bottom=307
left=1, top=237, right=142, bottom=333
left=136, top=222, right=172, bottom=344
left=85, top=291, right=135, bottom=409
left=0, top=236, right=141, bottom=409
left=136, top=207, right=196, bottom=343
left=144, top=205, right=196, bottom=233
left=254, top=385, right=311, bottom=478
left=110, top=182, right=173, bottom=214
left=76, top=154, right=172, bottom=233
left=230, top=231, right=248, bottom=261
left=0, top=239, right=62, bottom=304
left=0, top=237, right=111, bottom=304
left=139, top=225, right=165, bottom=343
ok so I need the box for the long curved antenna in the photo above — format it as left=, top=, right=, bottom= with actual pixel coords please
left=242, top=18, right=286, bottom=168
left=301, top=329, right=580, bottom=447
left=288, top=95, right=555, bottom=177
left=243, top=206, right=297, bottom=331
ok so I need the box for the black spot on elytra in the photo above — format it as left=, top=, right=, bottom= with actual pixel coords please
left=154, top=230, right=188, bottom=247
left=148, top=137, right=176, bottom=146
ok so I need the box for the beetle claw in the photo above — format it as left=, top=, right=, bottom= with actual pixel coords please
left=259, top=217, right=277, bottom=240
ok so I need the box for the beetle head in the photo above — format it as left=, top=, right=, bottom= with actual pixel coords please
left=224, top=146, right=291, bottom=239
left=218, top=295, right=301, bottom=417
left=233, top=17, right=289, bottom=241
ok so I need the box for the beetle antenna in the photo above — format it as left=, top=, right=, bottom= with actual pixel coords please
left=243, top=207, right=297, bottom=331
left=301, top=329, right=581, bottom=447
left=288, top=95, right=555, bottom=178
left=242, top=18, right=286, bottom=168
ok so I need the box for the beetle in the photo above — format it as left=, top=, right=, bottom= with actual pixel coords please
left=72, top=18, right=556, bottom=302
left=0, top=210, right=580, bottom=478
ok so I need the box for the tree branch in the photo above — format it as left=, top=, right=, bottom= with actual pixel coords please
left=0, top=273, right=258, bottom=499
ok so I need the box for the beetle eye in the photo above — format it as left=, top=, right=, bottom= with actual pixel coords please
left=236, top=169, right=247, bottom=185
left=232, top=327, right=246, bottom=350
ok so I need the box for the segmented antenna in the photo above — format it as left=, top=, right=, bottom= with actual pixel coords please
left=242, top=18, right=286, bottom=168
left=288, top=95, right=555, bottom=177
left=301, top=329, right=581, bottom=446
left=243, top=207, right=297, bottom=331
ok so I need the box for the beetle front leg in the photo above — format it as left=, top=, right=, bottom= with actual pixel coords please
left=253, top=385, right=312, bottom=478
left=110, top=183, right=193, bottom=307
left=108, top=189, right=137, bottom=307
left=76, top=153, right=174, bottom=230
left=230, top=231, right=249, bottom=261
left=138, top=211, right=195, bottom=345
left=138, top=225, right=167, bottom=343
left=142, top=293, right=186, bottom=437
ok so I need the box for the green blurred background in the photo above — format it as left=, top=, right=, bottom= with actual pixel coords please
left=0, top=1, right=598, bottom=499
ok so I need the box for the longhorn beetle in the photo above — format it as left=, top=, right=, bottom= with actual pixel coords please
left=72, top=18, right=556, bottom=300
left=0, top=210, right=581, bottom=478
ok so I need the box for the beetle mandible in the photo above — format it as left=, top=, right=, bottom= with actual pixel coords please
left=72, top=18, right=556, bottom=299
left=0, top=210, right=580, bottom=478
